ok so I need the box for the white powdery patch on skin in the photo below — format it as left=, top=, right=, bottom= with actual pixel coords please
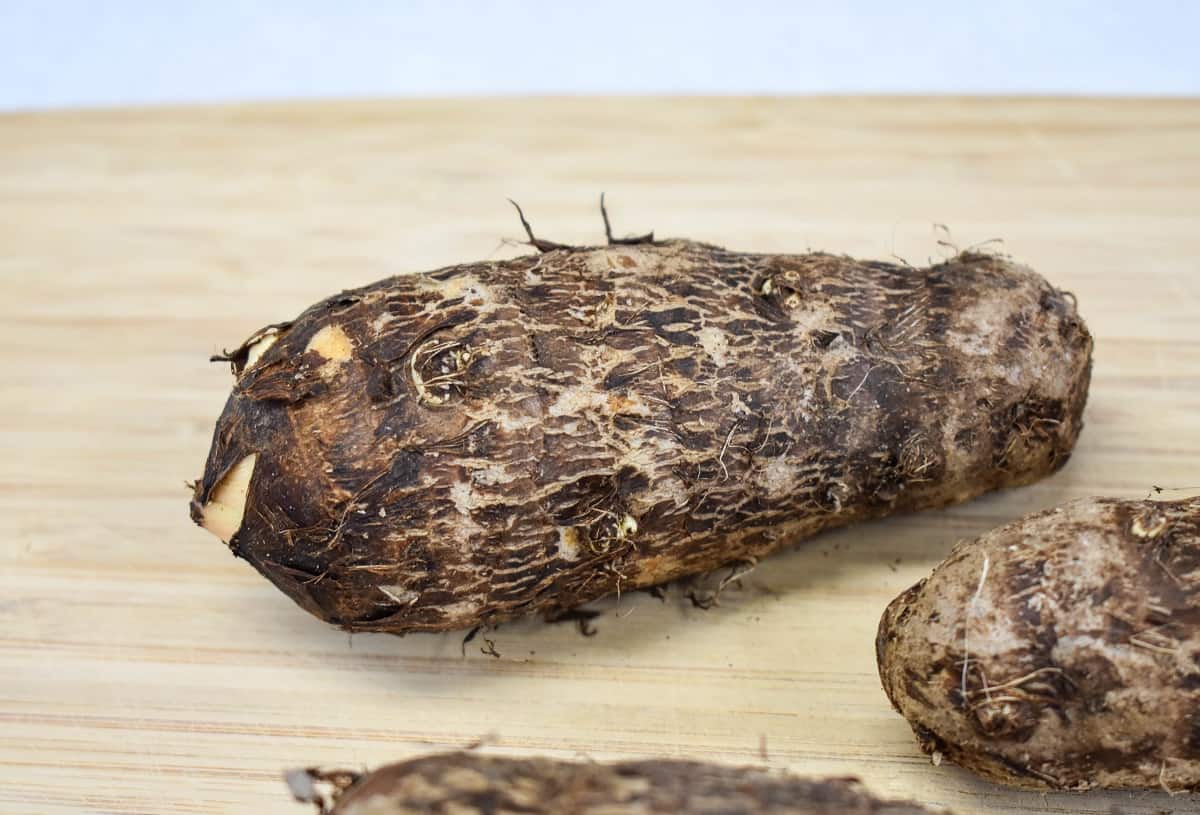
left=757, top=457, right=797, bottom=500
left=788, top=297, right=840, bottom=330
left=435, top=599, right=483, bottom=626
left=486, top=408, right=542, bottom=434
left=728, top=391, right=753, bottom=417
left=449, top=480, right=481, bottom=514
left=621, top=438, right=690, bottom=512
left=964, top=578, right=1025, bottom=661
left=421, top=272, right=495, bottom=306
left=814, top=338, right=860, bottom=396
left=547, top=384, right=609, bottom=417
left=924, top=549, right=1024, bottom=667
left=472, top=464, right=519, bottom=487
left=789, top=383, right=816, bottom=424
left=697, top=325, right=731, bottom=368
left=948, top=296, right=1007, bottom=357
left=1063, top=532, right=1111, bottom=593
left=1051, top=633, right=1142, bottom=693
left=370, top=312, right=398, bottom=335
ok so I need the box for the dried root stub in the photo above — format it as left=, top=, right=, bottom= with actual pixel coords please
left=877, top=496, right=1200, bottom=791
left=285, top=752, right=948, bottom=814
left=191, top=231, right=1091, bottom=635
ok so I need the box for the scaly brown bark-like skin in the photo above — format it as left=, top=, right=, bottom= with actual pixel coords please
left=287, top=752, right=947, bottom=814
left=191, top=240, right=1091, bottom=634
left=877, top=496, right=1200, bottom=791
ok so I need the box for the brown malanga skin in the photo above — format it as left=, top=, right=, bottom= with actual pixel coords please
left=877, top=496, right=1200, bottom=791
left=287, top=752, right=947, bottom=814
left=191, top=239, right=1092, bottom=634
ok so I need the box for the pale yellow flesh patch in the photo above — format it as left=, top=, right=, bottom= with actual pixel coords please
left=305, top=324, right=353, bottom=362
left=200, top=454, right=257, bottom=543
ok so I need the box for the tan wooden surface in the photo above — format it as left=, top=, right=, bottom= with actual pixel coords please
left=2, top=97, right=1199, bottom=814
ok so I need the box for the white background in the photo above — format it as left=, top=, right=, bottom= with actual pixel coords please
left=2, top=1, right=1197, bottom=110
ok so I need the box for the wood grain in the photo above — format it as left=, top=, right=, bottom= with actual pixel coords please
left=2, top=97, right=1198, bottom=815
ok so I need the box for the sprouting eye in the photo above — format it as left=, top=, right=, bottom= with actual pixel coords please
left=757, top=268, right=806, bottom=310
left=409, top=336, right=473, bottom=406
left=576, top=511, right=639, bottom=555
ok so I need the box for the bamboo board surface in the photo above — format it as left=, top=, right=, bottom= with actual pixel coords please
left=2, top=97, right=1199, bottom=814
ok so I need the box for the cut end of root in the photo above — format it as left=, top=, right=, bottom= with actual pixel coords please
left=244, top=333, right=279, bottom=369
left=199, top=454, right=257, bottom=543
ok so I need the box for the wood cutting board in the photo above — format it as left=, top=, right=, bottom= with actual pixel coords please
left=2, top=97, right=1199, bottom=814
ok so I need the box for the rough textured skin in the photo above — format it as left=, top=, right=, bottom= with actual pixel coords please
left=877, top=496, right=1200, bottom=791
left=191, top=239, right=1092, bottom=634
left=289, top=752, right=946, bottom=815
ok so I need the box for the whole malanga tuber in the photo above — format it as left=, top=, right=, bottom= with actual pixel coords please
left=191, top=210, right=1091, bottom=635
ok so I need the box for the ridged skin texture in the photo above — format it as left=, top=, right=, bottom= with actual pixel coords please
left=191, top=240, right=1092, bottom=633
left=292, top=752, right=946, bottom=815
left=878, top=497, right=1200, bottom=791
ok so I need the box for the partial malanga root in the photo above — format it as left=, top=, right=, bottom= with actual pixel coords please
left=286, top=752, right=950, bottom=814
left=191, top=220, right=1091, bottom=635
left=878, top=495, right=1200, bottom=791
